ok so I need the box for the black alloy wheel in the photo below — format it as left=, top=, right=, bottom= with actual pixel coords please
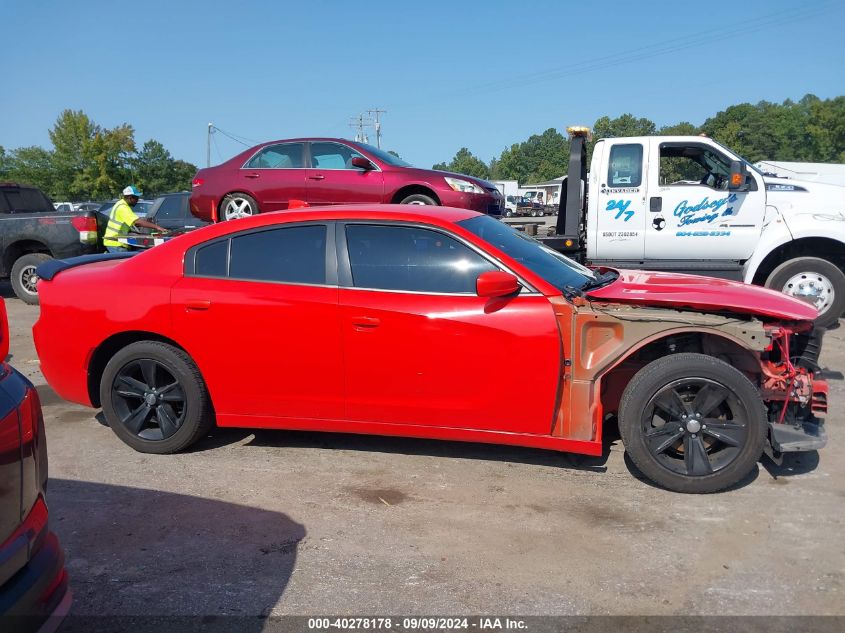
left=112, top=358, right=186, bottom=441
left=100, top=341, right=213, bottom=453
left=619, top=353, right=766, bottom=493
left=642, top=378, right=748, bottom=477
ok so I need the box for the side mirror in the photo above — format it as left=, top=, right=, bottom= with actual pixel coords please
left=728, top=160, right=748, bottom=191
left=476, top=271, right=520, bottom=298
left=351, top=156, right=374, bottom=170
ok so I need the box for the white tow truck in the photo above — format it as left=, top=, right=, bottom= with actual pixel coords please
left=541, top=127, right=845, bottom=327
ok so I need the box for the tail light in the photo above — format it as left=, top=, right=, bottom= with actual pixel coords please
left=71, top=214, right=99, bottom=244
left=192, top=177, right=204, bottom=188
left=0, top=297, right=7, bottom=361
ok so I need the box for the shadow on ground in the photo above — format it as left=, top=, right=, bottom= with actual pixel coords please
left=49, top=479, right=305, bottom=629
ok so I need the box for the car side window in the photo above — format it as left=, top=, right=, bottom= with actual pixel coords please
left=310, top=142, right=366, bottom=170
left=229, top=225, right=327, bottom=284
left=607, top=144, right=643, bottom=188
left=345, top=224, right=496, bottom=294
left=155, top=196, right=183, bottom=220
left=195, top=240, right=229, bottom=277
left=244, top=143, right=305, bottom=169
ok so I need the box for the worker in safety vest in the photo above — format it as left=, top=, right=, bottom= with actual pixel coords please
left=103, top=186, right=167, bottom=252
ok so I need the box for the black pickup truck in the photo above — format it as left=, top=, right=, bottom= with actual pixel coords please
left=0, top=182, right=99, bottom=304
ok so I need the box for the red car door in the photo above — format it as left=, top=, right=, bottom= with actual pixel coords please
left=241, top=142, right=308, bottom=211
left=171, top=223, right=342, bottom=421
left=339, top=222, right=561, bottom=434
left=306, top=141, right=384, bottom=204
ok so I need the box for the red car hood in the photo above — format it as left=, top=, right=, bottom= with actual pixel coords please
left=585, top=269, right=818, bottom=322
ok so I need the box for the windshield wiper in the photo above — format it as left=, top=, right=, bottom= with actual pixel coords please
left=581, top=270, right=619, bottom=291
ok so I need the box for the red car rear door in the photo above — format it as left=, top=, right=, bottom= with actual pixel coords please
left=240, top=142, right=308, bottom=211
left=171, top=223, right=342, bottom=421
left=338, top=222, right=561, bottom=434
left=306, top=141, right=384, bottom=205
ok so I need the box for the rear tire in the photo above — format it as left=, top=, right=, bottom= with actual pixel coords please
left=100, top=341, right=213, bottom=454
left=765, top=257, right=845, bottom=328
left=619, top=353, right=766, bottom=493
left=399, top=193, right=437, bottom=206
left=11, top=253, right=51, bottom=305
left=220, top=192, right=259, bottom=221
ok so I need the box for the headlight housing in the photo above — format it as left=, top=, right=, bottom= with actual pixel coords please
left=444, top=177, right=485, bottom=194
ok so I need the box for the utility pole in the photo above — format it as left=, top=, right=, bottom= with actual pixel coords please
left=349, top=114, right=372, bottom=144
left=366, top=108, right=387, bottom=148
left=206, top=123, right=214, bottom=167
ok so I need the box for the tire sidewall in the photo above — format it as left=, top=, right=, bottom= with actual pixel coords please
left=766, top=257, right=845, bottom=329
left=619, top=353, right=767, bottom=493
left=11, top=253, right=51, bottom=305
left=220, top=193, right=258, bottom=221
left=399, top=194, right=437, bottom=206
left=100, top=342, right=206, bottom=453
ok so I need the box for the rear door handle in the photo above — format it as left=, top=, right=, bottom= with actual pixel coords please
left=186, top=300, right=211, bottom=311
left=352, top=316, right=380, bottom=330
left=245, top=173, right=260, bottom=179
left=309, top=174, right=325, bottom=181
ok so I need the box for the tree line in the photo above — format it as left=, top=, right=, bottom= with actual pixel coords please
left=0, top=110, right=197, bottom=201
left=433, top=94, right=845, bottom=184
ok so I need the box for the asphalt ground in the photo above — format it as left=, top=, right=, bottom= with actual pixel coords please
left=4, top=283, right=843, bottom=623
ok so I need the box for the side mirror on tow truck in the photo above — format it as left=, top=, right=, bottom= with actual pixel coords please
left=728, top=160, right=749, bottom=191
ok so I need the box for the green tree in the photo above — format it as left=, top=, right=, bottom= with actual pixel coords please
left=48, top=109, right=97, bottom=199
left=131, top=139, right=174, bottom=196
left=4, top=146, right=56, bottom=194
left=74, top=124, right=136, bottom=200
left=0, top=146, right=9, bottom=180
left=171, top=159, right=199, bottom=192
left=491, top=128, right=569, bottom=183
left=433, top=147, right=490, bottom=179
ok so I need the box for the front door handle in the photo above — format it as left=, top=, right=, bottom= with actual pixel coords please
left=244, top=173, right=260, bottom=179
left=309, top=174, right=325, bottom=181
left=186, top=300, right=211, bottom=311
left=650, top=197, right=662, bottom=213
left=352, top=316, right=380, bottom=330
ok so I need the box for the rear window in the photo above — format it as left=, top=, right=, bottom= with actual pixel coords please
left=0, top=187, right=54, bottom=213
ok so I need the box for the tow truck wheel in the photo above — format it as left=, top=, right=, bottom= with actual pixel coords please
left=619, top=353, right=766, bottom=494
left=765, top=257, right=845, bottom=329
left=10, top=253, right=51, bottom=305
left=220, top=193, right=258, bottom=221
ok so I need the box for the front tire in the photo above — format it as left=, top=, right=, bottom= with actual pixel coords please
left=619, top=353, right=766, bottom=493
left=399, top=193, right=437, bottom=206
left=100, top=341, right=213, bottom=454
left=220, top=192, right=259, bottom=221
left=765, top=257, right=845, bottom=328
left=11, top=253, right=51, bottom=305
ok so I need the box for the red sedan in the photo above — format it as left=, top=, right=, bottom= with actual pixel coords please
left=190, top=138, right=504, bottom=222
left=33, top=207, right=826, bottom=493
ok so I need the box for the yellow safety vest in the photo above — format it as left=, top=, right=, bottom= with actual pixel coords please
left=103, top=199, right=139, bottom=247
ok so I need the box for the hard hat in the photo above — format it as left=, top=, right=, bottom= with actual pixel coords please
left=122, top=185, right=142, bottom=197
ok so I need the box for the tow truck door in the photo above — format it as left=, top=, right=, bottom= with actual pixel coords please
left=592, top=139, right=648, bottom=260
left=644, top=139, right=765, bottom=260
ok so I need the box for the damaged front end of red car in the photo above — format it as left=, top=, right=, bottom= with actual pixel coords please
left=760, top=324, right=828, bottom=462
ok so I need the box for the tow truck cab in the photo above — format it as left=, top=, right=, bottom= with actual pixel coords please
left=545, top=128, right=845, bottom=327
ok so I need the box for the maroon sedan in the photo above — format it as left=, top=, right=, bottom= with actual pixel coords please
left=190, top=138, right=504, bottom=222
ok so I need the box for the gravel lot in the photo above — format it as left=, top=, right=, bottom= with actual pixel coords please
left=5, top=285, right=843, bottom=619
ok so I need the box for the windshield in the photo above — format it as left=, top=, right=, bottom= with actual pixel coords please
left=710, top=139, right=764, bottom=176
left=355, top=143, right=413, bottom=167
left=458, top=215, right=595, bottom=293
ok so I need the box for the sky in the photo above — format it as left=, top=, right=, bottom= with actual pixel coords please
left=1, top=0, right=844, bottom=171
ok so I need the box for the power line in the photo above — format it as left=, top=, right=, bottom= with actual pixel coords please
left=423, top=1, right=840, bottom=103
